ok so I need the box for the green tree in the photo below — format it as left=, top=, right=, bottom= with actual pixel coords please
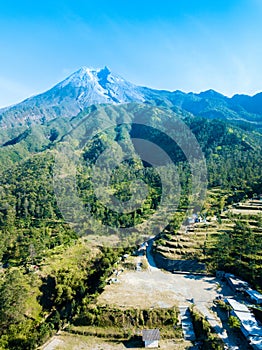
left=0, top=269, right=29, bottom=331
left=228, top=315, right=241, bottom=329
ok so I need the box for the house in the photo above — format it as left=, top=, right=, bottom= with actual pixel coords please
left=226, top=298, right=250, bottom=313
left=231, top=309, right=262, bottom=349
left=142, top=329, right=160, bottom=348
left=231, top=309, right=262, bottom=338
left=245, top=289, right=262, bottom=305
left=186, top=216, right=196, bottom=225
left=225, top=299, right=262, bottom=350
left=225, top=273, right=249, bottom=292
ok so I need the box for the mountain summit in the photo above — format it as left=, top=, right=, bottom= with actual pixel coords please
left=0, top=66, right=145, bottom=128
left=57, top=66, right=145, bottom=105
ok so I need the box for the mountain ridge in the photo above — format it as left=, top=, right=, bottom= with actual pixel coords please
left=0, top=66, right=262, bottom=132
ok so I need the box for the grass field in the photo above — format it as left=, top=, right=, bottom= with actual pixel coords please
left=42, top=332, right=193, bottom=350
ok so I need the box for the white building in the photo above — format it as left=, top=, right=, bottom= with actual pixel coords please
left=142, top=329, right=160, bottom=348
left=231, top=310, right=262, bottom=339
left=246, top=289, right=262, bottom=305
left=226, top=299, right=262, bottom=350
left=225, top=273, right=249, bottom=292
left=226, top=298, right=250, bottom=312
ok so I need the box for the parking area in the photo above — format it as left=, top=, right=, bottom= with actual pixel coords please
left=98, top=259, right=233, bottom=309
left=97, top=254, right=249, bottom=349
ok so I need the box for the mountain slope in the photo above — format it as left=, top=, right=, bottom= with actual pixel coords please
left=0, top=66, right=145, bottom=129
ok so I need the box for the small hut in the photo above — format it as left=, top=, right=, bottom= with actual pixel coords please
left=142, top=329, right=160, bottom=348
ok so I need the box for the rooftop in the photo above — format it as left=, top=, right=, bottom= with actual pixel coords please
left=246, top=289, right=262, bottom=301
left=225, top=273, right=249, bottom=290
left=226, top=298, right=250, bottom=312
left=249, top=336, right=262, bottom=350
left=232, top=310, right=262, bottom=337
left=142, top=329, right=161, bottom=341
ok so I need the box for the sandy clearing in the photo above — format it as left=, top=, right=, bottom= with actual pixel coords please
left=98, top=268, right=232, bottom=309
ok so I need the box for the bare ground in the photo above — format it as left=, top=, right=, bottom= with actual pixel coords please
left=42, top=255, right=237, bottom=350
left=42, top=333, right=194, bottom=350
left=98, top=259, right=232, bottom=309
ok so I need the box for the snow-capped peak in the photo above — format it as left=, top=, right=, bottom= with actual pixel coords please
left=57, top=66, right=145, bottom=105
left=61, top=66, right=122, bottom=87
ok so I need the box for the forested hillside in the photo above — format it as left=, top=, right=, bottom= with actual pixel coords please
left=0, top=104, right=261, bottom=263
left=0, top=101, right=261, bottom=348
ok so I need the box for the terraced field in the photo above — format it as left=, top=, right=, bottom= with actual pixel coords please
left=153, top=189, right=262, bottom=278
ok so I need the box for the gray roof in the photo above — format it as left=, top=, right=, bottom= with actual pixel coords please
left=225, top=274, right=249, bottom=290
left=142, top=329, right=160, bottom=341
left=246, top=289, right=262, bottom=301
left=232, top=310, right=262, bottom=337
left=226, top=298, right=250, bottom=312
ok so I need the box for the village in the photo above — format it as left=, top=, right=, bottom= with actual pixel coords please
left=38, top=196, right=262, bottom=350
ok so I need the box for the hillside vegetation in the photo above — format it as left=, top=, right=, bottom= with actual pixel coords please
left=0, top=103, right=261, bottom=348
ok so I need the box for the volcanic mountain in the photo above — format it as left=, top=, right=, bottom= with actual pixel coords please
left=0, top=66, right=262, bottom=130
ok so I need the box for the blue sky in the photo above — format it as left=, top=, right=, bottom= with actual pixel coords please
left=0, top=0, right=262, bottom=107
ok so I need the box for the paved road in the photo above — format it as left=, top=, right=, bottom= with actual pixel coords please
left=146, top=240, right=159, bottom=271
